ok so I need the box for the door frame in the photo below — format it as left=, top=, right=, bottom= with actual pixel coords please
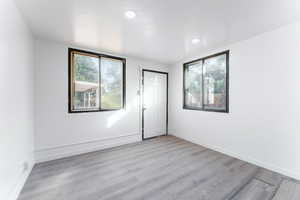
left=142, top=69, right=169, bottom=140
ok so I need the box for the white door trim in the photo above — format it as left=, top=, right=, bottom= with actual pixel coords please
left=142, top=69, right=168, bottom=140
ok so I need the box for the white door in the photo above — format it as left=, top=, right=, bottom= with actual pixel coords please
left=142, top=70, right=168, bottom=139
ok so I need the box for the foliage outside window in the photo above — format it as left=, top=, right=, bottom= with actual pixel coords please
left=69, top=48, right=125, bottom=113
left=183, top=51, right=229, bottom=113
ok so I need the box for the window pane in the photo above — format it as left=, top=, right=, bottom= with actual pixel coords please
left=101, top=57, right=123, bottom=109
left=203, top=54, right=227, bottom=111
left=184, top=61, right=203, bottom=108
left=73, top=53, right=100, bottom=110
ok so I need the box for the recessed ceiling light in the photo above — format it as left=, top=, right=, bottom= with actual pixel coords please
left=192, top=38, right=200, bottom=44
left=125, top=11, right=136, bottom=19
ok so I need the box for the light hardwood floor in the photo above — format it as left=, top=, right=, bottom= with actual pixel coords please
left=18, top=136, right=300, bottom=200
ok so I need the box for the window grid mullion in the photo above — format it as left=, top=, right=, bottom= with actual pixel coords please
left=201, top=59, right=205, bottom=110
left=71, top=52, right=75, bottom=111
left=99, top=56, right=102, bottom=111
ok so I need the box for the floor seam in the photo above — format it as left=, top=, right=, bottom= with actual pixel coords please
left=225, top=168, right=260, bottom=200
left=253, top=177, right=276, bottom=187
left=268, top=178, right=284, bottom=200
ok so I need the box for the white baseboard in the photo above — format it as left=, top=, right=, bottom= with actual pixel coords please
left=8, top=161, right=34, bottom=200
left=170, top=133, right=300, bottom=181
left=35, top=134, right=141, bottom=163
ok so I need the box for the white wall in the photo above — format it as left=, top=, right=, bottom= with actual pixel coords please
left=0, top=0, right=35, bottom=199
left=34, top=39, right=168, bottom=162
left=169, top=21, right=300, bottom=180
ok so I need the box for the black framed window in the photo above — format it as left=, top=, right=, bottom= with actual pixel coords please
left=68, top=48, right=126, bottom=113
left=183, top=50, right=229, bottom=113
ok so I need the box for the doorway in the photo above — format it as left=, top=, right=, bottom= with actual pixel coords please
left=142, top=69, right=168, bottom=140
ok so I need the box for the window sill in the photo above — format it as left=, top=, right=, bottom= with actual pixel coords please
left=68, top=108, right=124, bottom=114
left=183, top=106, right=229, bottom=113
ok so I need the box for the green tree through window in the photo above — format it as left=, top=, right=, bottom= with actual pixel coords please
left=69, top=49, right=125, bottom=112
left=184, top=51, right=229, bottom=112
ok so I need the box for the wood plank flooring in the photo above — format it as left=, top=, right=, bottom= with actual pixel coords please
left=18, top=136, right=300, bottom=200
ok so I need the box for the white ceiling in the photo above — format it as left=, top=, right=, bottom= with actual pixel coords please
left=15, top=0, right=300, bottom=64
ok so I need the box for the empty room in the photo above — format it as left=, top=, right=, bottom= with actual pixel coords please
left=2, top=0, right=300, bottom=199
